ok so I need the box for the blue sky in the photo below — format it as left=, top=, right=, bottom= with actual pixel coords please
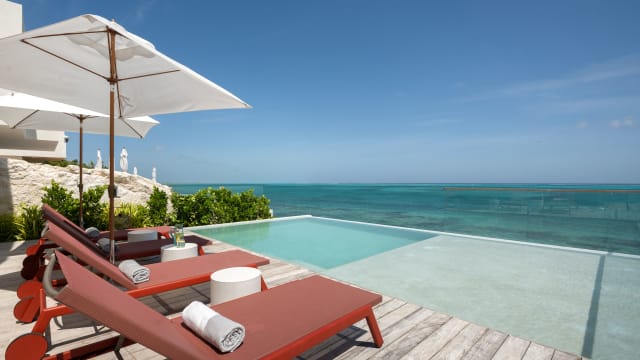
left=18, top=0, right=640, bottom=184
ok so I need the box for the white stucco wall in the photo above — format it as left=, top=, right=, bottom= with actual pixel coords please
left=0, top=0, right=67, bottom=160
left=0, top=1, right=22, bottom=38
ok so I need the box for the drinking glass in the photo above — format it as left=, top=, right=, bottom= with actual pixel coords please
left=175, top=224, right=185, bottom=248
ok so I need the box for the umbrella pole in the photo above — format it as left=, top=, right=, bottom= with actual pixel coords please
left=78, top=118, right=84, bottom=228
left=108, top=29, right=117, bottom=264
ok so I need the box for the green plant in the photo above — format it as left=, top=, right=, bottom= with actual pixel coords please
left=0, top=213, right=17, bottom=242
left=14, top=205, right=45, bottom=241
left=82, top=185, right=108, bottom=229
left=147, top=187, right=169, bottom=226
left=41, top=180, right=79, bottom=223
left=171, top=187, right=271, bottom=227
left=116, top=203, right=149, bottom=228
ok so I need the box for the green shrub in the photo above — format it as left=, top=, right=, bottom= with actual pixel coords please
left=41, top=180, right=108, bottom=229
left=0, top=213, right=17, bottom=242
left=14, top=205, right=45, bottom=241
left=171, top=187, right=271, bottom=227
left=41, top=180, right=79, bottom=222
left=147, top=187, right=169, bottom=226
left=116, top=203, right=149, bottom=228
left=82, top=185, right=108, bottom=229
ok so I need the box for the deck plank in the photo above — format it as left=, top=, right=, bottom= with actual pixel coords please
left=461, top=329, right=509, bottom=360
left=368, top=312, right=451, bottom=359
left=492, top=335, right=530, bottom=360
left=431, top=323, right=488, bottom=360
left=401, top=317, right=469, bottom=359
left=551, top=350, right=581, bottom=360
left=522, top=342, right=554, bottom=360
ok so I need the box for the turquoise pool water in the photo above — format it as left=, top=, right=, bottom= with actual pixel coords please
left=191, top=216, right=640, bottom=360
left=191, top=216, right=432, bottom=270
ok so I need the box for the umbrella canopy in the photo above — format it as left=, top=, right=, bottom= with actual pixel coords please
left=0, top=14, right=250, bottom=263
left=0, top=90, right=158, bottom=138
left=0, top=89, right=159, bottom=227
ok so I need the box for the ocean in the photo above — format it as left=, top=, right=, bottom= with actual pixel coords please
left=169, top=183, right=640, bottom=255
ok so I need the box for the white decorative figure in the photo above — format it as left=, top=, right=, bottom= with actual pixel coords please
left=133, top=166, right=138, bottom=176
left=95, top=148, right=102, bottom=169
left=119, top=147, right=128, bottom=172
left=152, top=167, right=157, bottom=183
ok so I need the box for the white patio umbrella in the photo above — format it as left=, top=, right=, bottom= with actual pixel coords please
left=0, top=14, right=249, bottom=263
left=0, top=89, right=159, bottom=227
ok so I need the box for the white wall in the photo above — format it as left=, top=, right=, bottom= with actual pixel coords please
left=0, top=1, right=22, bottom=37
left=0, top=0, right=67, bottom=160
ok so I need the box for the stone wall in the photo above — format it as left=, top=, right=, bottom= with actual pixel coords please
left=0, top=158, right=172, bottom=214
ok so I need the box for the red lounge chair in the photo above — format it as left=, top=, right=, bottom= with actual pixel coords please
left=8, top=250, right=383, bottom=360
left=8, top=221, right=269, bottom=355
left=21, top=204, right=212, bottom=280
left=15, top=204, right=213, bottom=322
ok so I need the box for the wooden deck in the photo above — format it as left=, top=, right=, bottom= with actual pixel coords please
left=0, top=238, right=589, bottom=360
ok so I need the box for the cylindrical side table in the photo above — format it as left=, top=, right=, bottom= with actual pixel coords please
left=160, top=243, right=198, bottom=262
left=210, top=267, right=262, bottom=305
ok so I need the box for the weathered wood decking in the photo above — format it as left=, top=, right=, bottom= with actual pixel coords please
left=0, top=238, right=588, bottom=360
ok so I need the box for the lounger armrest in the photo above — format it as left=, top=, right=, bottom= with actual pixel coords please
left=42, top=252, right=61, bottom=298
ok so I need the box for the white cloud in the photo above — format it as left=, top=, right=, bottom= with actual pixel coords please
left=610, top=116, right=634, bottom=128
left=457, top=54, right=640, bottom=102
left=577, top=121, right=588, bottom=129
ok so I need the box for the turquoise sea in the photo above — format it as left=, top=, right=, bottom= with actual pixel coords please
left=170, top=183, right=640, bottom=255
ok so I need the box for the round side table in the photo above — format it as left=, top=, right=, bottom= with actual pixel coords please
left=210, top=267, right=262, bottom=305
left=160, top=243, right=198, bottom=262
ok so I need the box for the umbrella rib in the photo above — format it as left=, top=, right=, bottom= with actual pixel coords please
left=118, top=69, right=181, bottom=82
left=119, top=118, right=144, bottom=138
left=21, top=38, right=108, bottom=82
left=9, top=109, right=39, bottom=129
left=23, top=30, right=108, bottom=39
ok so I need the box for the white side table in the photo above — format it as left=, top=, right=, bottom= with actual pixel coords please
left=210, top=267, right=262, bottom=305
left=128, top=229, right=157, bottom=242
left=161, top=243, right=198, bottom=262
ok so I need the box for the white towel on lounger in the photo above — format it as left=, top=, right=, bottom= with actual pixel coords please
left=182, top=301, right=245, bottom=352
left=117, top=259, right=150, bottom=284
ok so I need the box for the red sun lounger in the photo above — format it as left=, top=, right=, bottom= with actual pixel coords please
left=7, top=221, right=269, bottom=357
left=21, top=204, right=212, bottom=280
left=15, top=204, right=213, bottom=322
left=8, top=250, right=383, bottom=360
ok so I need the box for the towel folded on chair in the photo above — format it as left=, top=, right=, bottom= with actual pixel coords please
left=183, top=301, right=245, bottom=353
left=117, top=259, right=150, bottom=284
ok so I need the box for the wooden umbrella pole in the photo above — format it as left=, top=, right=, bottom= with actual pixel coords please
left=108, top=28, right=117, bottom=264
left=78, top=118, right=84, bottom=228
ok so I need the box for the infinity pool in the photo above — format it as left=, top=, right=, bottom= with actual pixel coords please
left=191, top=216, right=432, bottom=270
left=190, top=216, right=640, bottom=360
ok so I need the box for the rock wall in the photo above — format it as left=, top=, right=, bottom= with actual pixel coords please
left=0, top=158, right=172, bottom=214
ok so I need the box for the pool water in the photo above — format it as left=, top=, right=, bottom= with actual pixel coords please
left=191, top=217, right=640, bottom=360
left=191, top=216, right=432, bottom=270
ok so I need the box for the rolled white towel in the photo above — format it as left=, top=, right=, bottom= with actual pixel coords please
left=117, top=259, right=150, bottom=284
left=182, top=301, right=245, bottom=353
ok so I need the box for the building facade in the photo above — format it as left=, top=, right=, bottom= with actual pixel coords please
left=0, top=0, right=67, bottom=160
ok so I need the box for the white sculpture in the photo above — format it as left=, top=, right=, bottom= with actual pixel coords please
left=95, top=148, right=102, bottom=169
left=152, top=167, right=157, bottom=183
left=133, top=166, right=138, bottom=176
left=119, top=147, right=128, bottom=172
